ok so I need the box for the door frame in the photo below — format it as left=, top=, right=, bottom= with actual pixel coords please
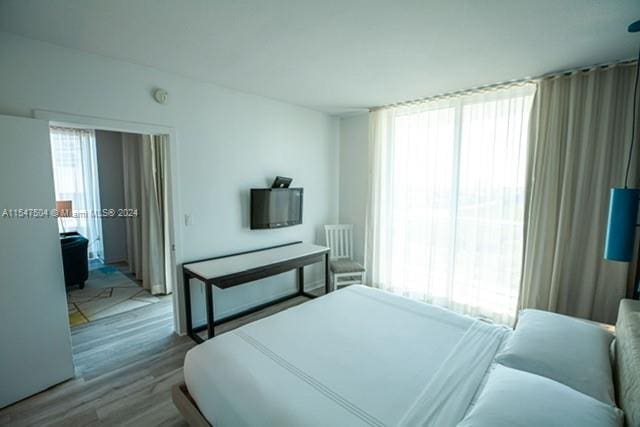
left=34, top=109, right=186, bottom=334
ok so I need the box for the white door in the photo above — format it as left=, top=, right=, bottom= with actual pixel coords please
left=0, top=115, right=74, bottom=408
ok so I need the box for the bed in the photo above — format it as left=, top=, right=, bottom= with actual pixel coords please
left=173, top=285, right=640, bottom=427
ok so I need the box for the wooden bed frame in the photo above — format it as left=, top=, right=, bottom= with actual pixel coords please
left=172, top=299, right=640, bottom=427
left=172, top=383, right=212, bottom=427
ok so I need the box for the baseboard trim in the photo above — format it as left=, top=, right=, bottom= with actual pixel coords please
left=102, top=257, right=128, bottom=265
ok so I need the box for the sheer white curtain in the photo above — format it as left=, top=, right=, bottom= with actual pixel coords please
left=366, top=85, right=535, bottom=324
left=50, top=127, right=103, bottom=259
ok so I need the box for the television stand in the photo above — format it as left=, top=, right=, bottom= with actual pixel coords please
left=182, top=241, right=330, bottom=343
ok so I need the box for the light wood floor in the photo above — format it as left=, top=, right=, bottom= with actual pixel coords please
left=0, top=292, right=317, bottom=426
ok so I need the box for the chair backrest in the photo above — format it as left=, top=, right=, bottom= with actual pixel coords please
left=324, top=224, right=354, bottom=260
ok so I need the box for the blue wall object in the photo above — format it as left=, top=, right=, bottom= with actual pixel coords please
left=604, top=188, right=640, bottom=262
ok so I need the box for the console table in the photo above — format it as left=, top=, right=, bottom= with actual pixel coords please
left=182, top=241, right=331, bottom=343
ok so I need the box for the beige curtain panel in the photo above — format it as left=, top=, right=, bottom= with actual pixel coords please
left=519, top=64, right=639, bottom=324
left=123, top=133, right=171, bottom=295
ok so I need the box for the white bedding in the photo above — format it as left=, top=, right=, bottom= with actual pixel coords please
left=184, top=285, right=511, bottom=427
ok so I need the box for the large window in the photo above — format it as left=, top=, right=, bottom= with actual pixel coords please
left=50, top=127, right=103, bottom=260
left=368, top=85, right=535, bottom=324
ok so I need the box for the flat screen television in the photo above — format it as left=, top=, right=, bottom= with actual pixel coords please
left=250, top=188, right=303, bottom=229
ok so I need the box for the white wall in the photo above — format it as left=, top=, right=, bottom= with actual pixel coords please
left=0, top=32, right=339, bottom=329
left=95, top=130, right=127, bottom=264
left=338, top=114, right=369, bottom=264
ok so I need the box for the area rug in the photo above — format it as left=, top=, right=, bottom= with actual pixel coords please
left=67, top=264, right=162, bottom=327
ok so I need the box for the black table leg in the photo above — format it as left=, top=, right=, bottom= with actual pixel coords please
left=324, top=252, right=330, bottom=294
left=205, top=282, right=215, bottom=338
left=183, top=270, right=193, bottom=337
left=297, top=267, right=304, bottom=295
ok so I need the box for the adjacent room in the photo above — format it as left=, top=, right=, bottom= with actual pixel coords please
left=0, top=1, right=639, bottom=426
left=54, top=127, right=173, bottom=326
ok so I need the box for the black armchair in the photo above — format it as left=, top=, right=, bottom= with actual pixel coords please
left=60, top=232, right=89, bottom=289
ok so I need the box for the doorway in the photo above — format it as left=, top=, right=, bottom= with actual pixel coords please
left=50, top=126, right=174, bottom=327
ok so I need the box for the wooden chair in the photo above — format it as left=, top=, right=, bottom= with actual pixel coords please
left=324, top=224, right=365, bottom=290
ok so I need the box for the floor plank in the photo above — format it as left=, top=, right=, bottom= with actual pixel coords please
left=0, top=288, right=322, bottom=426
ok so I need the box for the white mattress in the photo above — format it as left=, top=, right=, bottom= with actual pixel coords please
left=184, top=286, right=510, bottom=427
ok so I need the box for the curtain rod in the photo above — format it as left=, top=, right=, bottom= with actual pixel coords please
left=49, top=125, right=94, bottom=132
left=369, top=58, right=637, bottom=112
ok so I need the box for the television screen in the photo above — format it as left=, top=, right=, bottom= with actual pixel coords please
left=250, top=188, right=303, bottom=229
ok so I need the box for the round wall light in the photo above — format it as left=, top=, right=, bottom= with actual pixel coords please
left=153, top=88, right=169, bottom=105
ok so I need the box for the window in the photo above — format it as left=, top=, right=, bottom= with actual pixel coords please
left=368, top=85, right=536, bottom=324
left=50, top=127, right=103, bottom=260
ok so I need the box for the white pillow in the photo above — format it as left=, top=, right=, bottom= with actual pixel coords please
left=457, top=365, right=623, bottom=427
left=495, top=309, right=615, bottom=405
